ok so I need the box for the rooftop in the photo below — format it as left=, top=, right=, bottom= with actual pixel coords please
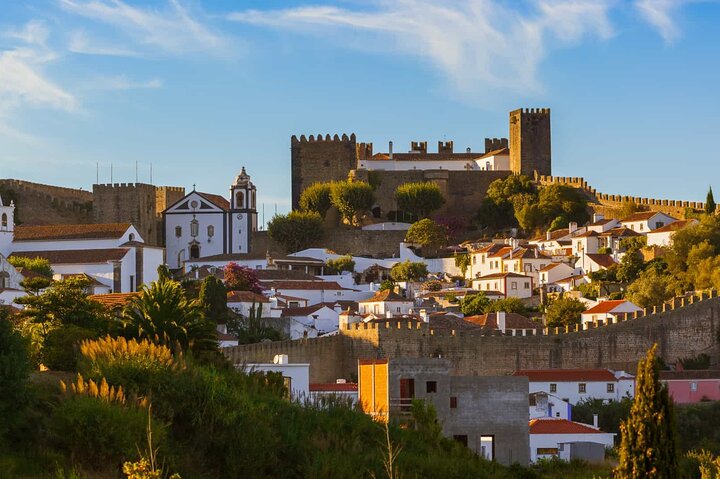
left=513, top=368, right=623, bottom=382
left=530, top=418, right=605, bottom=435
left=649, top=219, right=698, bottom=234
left=359, top=289, right=410, bottom=303
left=465, top=312, right=542, bottom=330
left=197, top=192, right=230, bottom=210
left=227, top=291, right=269, bottom=303
left=89, top=292, right=140, bottom=309
left=583, top=300, right=637, bottom=315
left=620, top=211, right=675, bottom=223
left=10, top=248, right=130, bottom=265
left=14, top=223, right=131, bottom=241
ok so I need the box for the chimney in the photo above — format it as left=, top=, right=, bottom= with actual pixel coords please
left=419, top=308, right=429, bottom=323
left=593, top=414, right=599, bottom=428
left=546, top=230, right=551, bottom=241
left=333, top=303, right=342, bottom=314
left=569, top=222, right=578, bottom=234
left=466, top=147, right=471, bottom=153
left=273, top=354, right=289, bottom=365
left=389, top=141, right=393, bottom=160
left=497, top=311, right=506, bottom=333
left=593, top=213, right=604, bottom=223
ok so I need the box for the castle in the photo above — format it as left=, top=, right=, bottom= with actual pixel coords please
left=291, top=108, right=552, bottom=219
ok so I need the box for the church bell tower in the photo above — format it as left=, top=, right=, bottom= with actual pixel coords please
left=0, top=194, right=15, bottom=257
left=228, top=167, right=258, bottom=254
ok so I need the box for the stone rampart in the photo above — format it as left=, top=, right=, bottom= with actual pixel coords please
left=252, top=228, right=408, bottom=258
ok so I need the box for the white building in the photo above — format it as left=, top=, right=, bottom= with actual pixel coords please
left=227, top=290, right=270, bottom=316
left=646, top=219, right=698, bottom=247
left=620, top=211, right=677, bottom=233
left=0, top=254, right=25, bottom=307
left=358, top=290, right=414, bottom=316
left=310, top=380, right=358, bottom=405
left=357, top=141, right=510, bottom=172
left=529, top=418, right=615, bottom=463
left=538, top=263, right=576, bottom=288
left=472, top=272, right=533, bottom=299
left=575, top=253, right=616, bottom=275
left=281, top=304, right=342, bottom=338
left=264, top=280, right=367, bottom=304
left=243, top=354, right=310, bottom=400
left=581, top=299, right=643, bottom=327
left=529, top=392, right=572, bottom=421
left=513, top=369, right=635, bottom=405
left=164, top=167, right=258, bottom=269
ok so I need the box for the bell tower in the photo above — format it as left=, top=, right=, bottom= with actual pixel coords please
left=0, top=194, right=15, bottom=257
left=228, top=167, right=258, bottom=254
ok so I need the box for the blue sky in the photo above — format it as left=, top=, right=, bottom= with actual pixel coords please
left=1, top=0, right=719, bottom=220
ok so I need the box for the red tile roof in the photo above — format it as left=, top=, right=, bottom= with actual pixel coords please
left=359, top=289, right=410, bottom=303
left=280, top=304, right=329, bottom=317
left=599, top=227, right=642, bottom=238
left=476, top=272, right=529, bottom=280
left=583, top=300, right=636, bottom=315
left=10, top=248, right=130, bottom=264
left=513, top=368, right=618, bottom=382
left=14, top=223, right=131, bottom=241
left=621, top=211, right=675, bottom=223
left=649, top=219, right=697, bottom=234
left=227, top=291, right=269, bottom=303
left=310, top=382, right=358, bottom=392
left=265, top=280, right=350, bottom=291
left=530, top=418, right=604, bottom=435
left=585, top=254, right=616, bottom=268
left=197, top=192, right=230, bottom=210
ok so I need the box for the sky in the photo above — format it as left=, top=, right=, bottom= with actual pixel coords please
left=1, top=0, right=719, bottom=221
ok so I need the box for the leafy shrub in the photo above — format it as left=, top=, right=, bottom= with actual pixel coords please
left=0, top=318, right=31, bottom=440
left=390, top=261, right=428, bottom=282
left=460, top=292, right=491, bottom=316
left=299, top=182, right=334, bottom=217
left=545, top=296, right=586, bottom=327
left=268, top=211, right=324, bottom=253
left=394, top=182, right=445, bottom=219
left=326, top=255, right=356, bottom=274
left=42, top=325, right=98, bottom=371
left=405, top=218, right=447, bottom=250
left=7, top=256, right=53, bottom=277
left=330, top=181, right=374, bottom=226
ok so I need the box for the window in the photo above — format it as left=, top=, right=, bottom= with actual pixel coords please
left=453, top=435, right=468, bottom=447
left=524, top=264, right=532, bottom=273
left=175, top=226, right=182, bottom=237
left=207, top=225, right=215, bottom=237
left=537, top=448, right=559, bottom=456
left=396, top=307, right=401, bottom=313
left=236, top=191, right=244, bottom=208
left=189, top=244, right=200, bottom=259
left=482, top=255, right=485, bottom=264
left=524, top=282, right=530, bottom=289
left=550, top=383, right=557, bottom=393
left=639, top=223, right=644, bottom=231
left=129, top=275, right=135, bottom=292
left=607, top=383, right=615, bottom=393
left=426, top=381, right=437, bottom=393
left=691, top=382, right=698, bottom=392
left=190, top=219, right=199, bottom=238
left=0, top=271, right=9, bottom=289
left=656, top=221, right=665, bottom=229
left=579, top=383, right=587, bottom=394
left=0, top=213, right=6, bottom=228
left=480, top=436, right=495, bottom=460
left=128, top=233, right=135, bottom=241
left=450, top=396, right=458, bottom=409
left=473, top=256, right=477, bottom=265
left=289, top=301, right=300, bottom=308
left=511, top=282, right=517, bottom=290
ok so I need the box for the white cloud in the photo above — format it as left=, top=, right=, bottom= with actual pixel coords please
left=635, top=0, right=688, bottom=41
left=229, top=0, right=614, bottom=98
left=82, top=75, right=163, bottom=91
left=60, top=0, right=231, bottom=55
left=68, top=30, right=139, bottom=56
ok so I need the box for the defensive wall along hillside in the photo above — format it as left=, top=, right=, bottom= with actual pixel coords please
left=225, top=293, right=720, bottom=383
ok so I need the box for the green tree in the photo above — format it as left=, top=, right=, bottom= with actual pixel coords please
left=267, top=211, right=324, bottom=253
left=7, top=255, right=53, bottom=277
left=625, top=269, right=679, bottom=309
left=330, top=181, right=374, bottom=226
left=486, top=297, right=527, bottom=314
left=42, top=324, right=98, bottom=371
left=390, top=261, right=429, bottom=282
left=460, top=292, right=491, bottom=316
left=618, top=249, right=645, bottom=284
left=615, top=344, right=678, bottom=478
left=454, top=253, right=470, bottom=277
left=299, top=182, right=334, bottom=218
left=545, top=296, right=585, bottom=327
left=0, top=316, right=31, bottom=438
left=405, top=219, right=447, bottom=250
left=198, top=276, right=228, bottom=323
left=325, top=255, right=356, bottom=274
left=618, top=200, right=647, bottom=220
left=121, top=277, right=218, bottom=354
left=228, top=302, right=283, bottom=344
left=477, top=174, right=536, bottom=230
left=706, top=187, right=716, bottom=216
left=665, top=215, right=720, bottom=285
left=379, top=279, right=395, bottom=291
left=394, top=182, right=445, bottom=219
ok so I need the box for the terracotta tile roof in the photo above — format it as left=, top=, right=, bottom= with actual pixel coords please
left=514, top=368, right=619, bottom=382
left=531, top=228, right=570, bottom=242
left=599, top=227, right=642, bottom=238
left=60, top=273, right=107, bottom=287
left=193, top=252, right=267, bottom=262
left=14, top=223, right=131, bottom=241
left=660, top=370, right=720, bottom=381
left=472, top=243, right=507, bottom=254
left=429, top=314, right=482, bottom=331
left=359, top=289, right=410, bottom=303
left=256, top=270, right=320, bottom=281
left=90, top=292, right=140, bottom=309
left=539, top=263, right=562, bottom=272
left=583, top=300, right=637, bottom=315
left=274, top=294, right=309, bottom=302
left=465, top=313, right=542, bottom=330
left=476, top=272, right=530, bottom=280
left=621, top=211, right=675, bottom=223
left=265, top=280, right=350, bottom=291
left=530, top=418, right=604, bottom=435
left=554, top=274, right=586, bottom=284
left=573, top=230, right=599, bottom=238
left=588, top=218, right=615, bottom=227
left=197, top=192, right=230, bottom=210
left=15, top=267, right=51, bottom=281
left=649, top=219, right=697, bottom=234
left=10, top=248, right=130, bottom=264
left=488, top=246, right=513, bottom=258
left=310, top=382, right=358, bottom=392
left=227, top=291, right=269, bottom=303
left=585, top=254, right=616, bottom=268
left=478, top=147, right=510, bottom=158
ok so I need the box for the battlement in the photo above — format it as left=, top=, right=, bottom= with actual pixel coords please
left=438, top=141, right=454, bottom=154
left=410, top=141, right=428, bottom=153
left=291, top=133, right=356, bottom=143
left=356, top=142, right=374, bottom=161
left=520, top=108, right=550, bottom=115
left=484, top=138, right=509, bottom=153
left=94, top=182, right=158, bottom=190
left=155, top=186, right=185, bottom=193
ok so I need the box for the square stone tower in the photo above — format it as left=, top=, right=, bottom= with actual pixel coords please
left=509, top=108, right=552, bottom=177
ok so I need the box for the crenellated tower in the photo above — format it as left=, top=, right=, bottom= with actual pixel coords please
left=509, top=108, right=552, bottom=177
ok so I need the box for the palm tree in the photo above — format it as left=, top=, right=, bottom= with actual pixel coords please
left=121, top=277, right=217, bottom=353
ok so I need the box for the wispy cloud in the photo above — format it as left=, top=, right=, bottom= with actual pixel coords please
left=68, top=30, right=139, bottom=56
left=229, top=0, right=614, bottom=98
left=82, top=75, right=163, bottom=91
left=60, top=0, right=232, bottom=56
left=635, top=0, right=690, bottom=42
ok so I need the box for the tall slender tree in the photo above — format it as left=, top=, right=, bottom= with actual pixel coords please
left=615, top=344, right=678, bottom=479
left=706, top=186, right=716, bottom=216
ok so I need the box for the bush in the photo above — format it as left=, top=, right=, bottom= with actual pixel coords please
left=390, top=261, right=428, bottom=282
left=330, top=181, right=374, bottom=226
left=460, top=292, right=491, bottom=316
left=0, top=319, right=31, bottom=439
left=486, top=297, right=527, bottom=314
left=394, top=182, right=445, bottom=219
left=43, top=325, right=98, bottom=371
left=545, top=296, right=586, bottom=327
left=326, top=255, right=355, bottom=274
left=268, top=211, right=324, bottom=253
left=405, top=219, right=447, bottom=250
left=7, top=256, right=53, bottom=277
left=299, top=182, right=334, bottom=217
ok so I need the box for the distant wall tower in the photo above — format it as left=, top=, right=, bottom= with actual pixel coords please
left=290, top=134, right=357, bottom=210
left=509, top=108, right=552, bottom=177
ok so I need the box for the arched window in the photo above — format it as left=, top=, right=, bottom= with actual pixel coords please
left=251, top=191, right=256, bottom=209
left=1, top=213, right=6, bottom=228
left=207, top=225, right=215, bottom=238
left=0, top=271, right=9, bottom=289
left=190, top=219, right=199, bottom=238
left=190, top=244, right=200, bottom=259
left=175, top=226, right=182, bottom=238
left=128, top=233, right=135, bottom=241
left=236, top=191, right=244, bottom=208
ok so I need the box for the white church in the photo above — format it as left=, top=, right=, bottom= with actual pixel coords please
left=163, top=167, right=258, bottom=269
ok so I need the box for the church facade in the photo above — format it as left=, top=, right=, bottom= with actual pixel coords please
left=163, top=167, right=258, bottom=269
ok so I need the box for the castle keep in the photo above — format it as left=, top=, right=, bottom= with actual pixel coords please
left=290, top=108, right=553, bottom=216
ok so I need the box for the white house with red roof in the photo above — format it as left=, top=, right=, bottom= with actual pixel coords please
left=281, top=304, right=342, bottom=338
left=310, top=380, right=358, bottom=405
left=358, top=289, right=414, bottom=317
left=227, top=290, right=271, bottom=317
left=472, top=272, right=533, bottom=299
left=164, top=167, right=258, bottom=269
left=586, top=214, right=619, bottom=234
left=581, top=299, right=642, bottom=327
left=538, top=263, right=576, bottom=288
left=646, top=219, right=699, bottom=247
left=529, top=418, right=615, bottom=463
left=513, top=368, right=635, bottom=405
left=529, top=392, right=572, bottom=421
left=576, top=253, right=616, bottom=274
left=264, top=279, right=367, bottom=304
left=620, top=211, right=677, bottom=233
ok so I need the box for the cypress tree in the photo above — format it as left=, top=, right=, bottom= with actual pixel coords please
left=615, top=344, right=678, bottom=479
left=705, top=186, right=716, bottom=216
left=198, top=276, right=228, bottom=324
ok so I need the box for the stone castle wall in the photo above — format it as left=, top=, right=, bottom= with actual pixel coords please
left=225, top=293, right=720, bottom=382
left=252, top=228, right=408, bottom=258
left=0, top=179, right=93, bottom=225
